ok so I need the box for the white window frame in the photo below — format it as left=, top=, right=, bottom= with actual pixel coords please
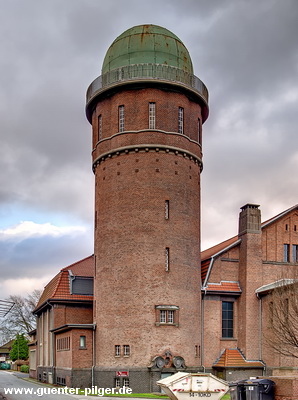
left=165, top=200, right=169, bottom=220
left=178, top=107, right=184, bottom=134
left=165, top=247, right=170, bottom=271
left=119, top=105, right=125, bottom=132
left=79, top=335, right=86, bottom=349
left=98, top=115, right=102, bottom=141
left=115, top=377, right=121, bottom=388
left=123, top=378, right=130, bottom=387
left=149, top=102, right=156, bottom=129
left=123, top=345, right=130, bottom=356
left=115, top=345, right=121, bottom=357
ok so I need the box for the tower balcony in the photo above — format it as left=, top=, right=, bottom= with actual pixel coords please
left=86, top=63, right=209, bottom=123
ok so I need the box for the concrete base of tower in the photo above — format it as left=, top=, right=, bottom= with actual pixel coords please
left=93, top=366, right=204, bottom=393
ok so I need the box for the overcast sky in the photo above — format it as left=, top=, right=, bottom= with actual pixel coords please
left=0, top=0, right=297, bottom=299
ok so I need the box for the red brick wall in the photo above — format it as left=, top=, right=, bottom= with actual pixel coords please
left=53, top=305, right=93, bottom=329
left=92, top=88, right=202, bottom=148
left=72, top=330, right=93, bottom=368
left=55, top=331, right=72, bottom=368
left=92, top=85, right=203, bottom=369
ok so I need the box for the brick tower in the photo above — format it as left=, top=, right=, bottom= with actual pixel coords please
left=85, top=25, right=209, bottom=392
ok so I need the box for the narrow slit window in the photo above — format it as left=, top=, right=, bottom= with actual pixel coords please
left=119, top=105, right=125, bottom=132
left=198, top=118, right=201, bottom=144
left=165, top=200, right=169, bottom=220
left=178, top=107, right=184, bottom=134
left=98, top=115, right=102, bottom=141
left=165, top=247, right=170, bottom=271
left=149, top=102, right=156, bottom=129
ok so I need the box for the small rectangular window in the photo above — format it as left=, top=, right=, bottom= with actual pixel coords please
left=167, top=310, right=174, bottom=324
left=284, top=244, right=290, bottom=262
left=123, top=345, right=130, bottom=356
left=178, top=107, right=184, bottom=134
left=79, top=336, right=86, bottom=349
left=165, top=200, right=169, bottom=220
left=195, top=345, right=200, bottom=358
left=165, top=247, right=170, bottom=271
left=293, top=245, right=298, bottom=263
left=123, top=378, right=130, bottom=388
left=119, top=105, right=125, bottom=132
left=222, top=301, right=233, bottom=338
left=98, top=115, right=102, bottom=141
left=115, top=378, right=120, bottom=388
left=115, top=345, right=121, bottom=357
left=160, top=310, right=166, bottom=323
left=149, top=102, right=156, bottom=129
left=159, top=310, right=175, bottom=324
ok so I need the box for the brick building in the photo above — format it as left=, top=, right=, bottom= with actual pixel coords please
left=30, top=24, right=298, bottom=390
left=202, top=203, right=298, bottom=381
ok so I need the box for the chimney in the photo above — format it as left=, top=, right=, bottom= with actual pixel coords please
left=238, top=203, right=261, bottom=237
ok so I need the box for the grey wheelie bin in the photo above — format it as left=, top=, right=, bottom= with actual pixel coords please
left=229, top=380, right=246, bottom=400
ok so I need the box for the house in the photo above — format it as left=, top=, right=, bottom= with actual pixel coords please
left=0, top=339, right=14, bottom=363
left=202, top=203, right=298, bottom=380
left=31, top=255, right=94, bottom=387
left=31, top=204, right=298, bottom=387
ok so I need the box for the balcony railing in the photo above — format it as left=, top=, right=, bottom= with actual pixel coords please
left=86, top=63, right=208, bottom=105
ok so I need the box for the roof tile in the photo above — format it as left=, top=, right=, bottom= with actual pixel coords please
left=35, top=255, right=94, bottom=311
left=213, top=348, right=264, bottom=368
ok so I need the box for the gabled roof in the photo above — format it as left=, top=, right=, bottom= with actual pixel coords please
left=213, top=348, right=265, bottom=368
left=0, top=339, right=14, bottom=353
left=34, top=255, right=94, bottom=313
left=201, top=204, right=298, bottom=286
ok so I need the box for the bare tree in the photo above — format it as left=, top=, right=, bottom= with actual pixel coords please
left=0, top=290, right=41, bottom=344
left=265, top=280, right=298, bottom=358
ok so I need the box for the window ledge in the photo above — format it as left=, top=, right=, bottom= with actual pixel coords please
left=220, top=337, right=237, bottom=341
left=155, top=323, right=179, bottom=327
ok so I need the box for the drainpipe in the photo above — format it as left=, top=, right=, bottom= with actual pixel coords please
left=92, top=324, right=96, bottom=386
left=201, top=287, right=207, bottom=372
left=256, top=293, right=263, bottom=370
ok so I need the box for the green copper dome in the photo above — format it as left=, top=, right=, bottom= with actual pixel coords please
left=102, top=24, right=194, bottom=75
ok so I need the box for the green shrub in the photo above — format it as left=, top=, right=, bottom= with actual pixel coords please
left=20, top=364, right=29, bottom=373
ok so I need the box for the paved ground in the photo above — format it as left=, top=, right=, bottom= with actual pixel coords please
left=0, top=370, right=164, bottom=400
